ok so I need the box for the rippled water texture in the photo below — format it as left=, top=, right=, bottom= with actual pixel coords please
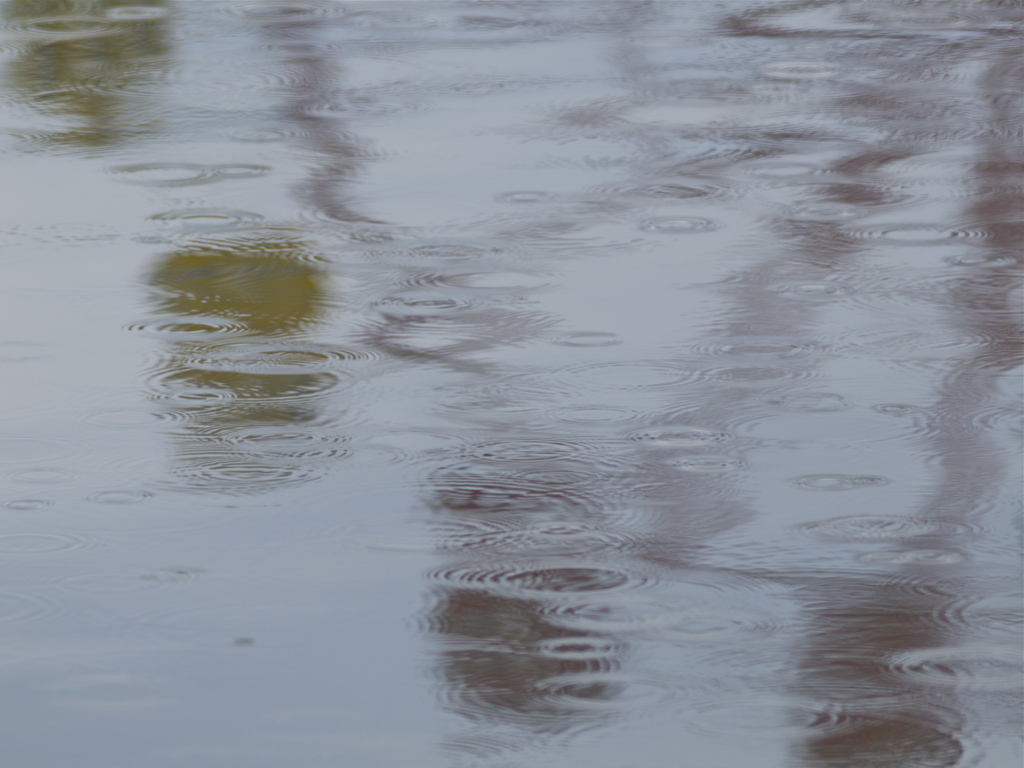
left=1, top=1, right=1021, bottom=766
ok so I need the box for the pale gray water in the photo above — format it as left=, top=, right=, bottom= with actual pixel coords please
left=0, top=1, right=1021, bottom=766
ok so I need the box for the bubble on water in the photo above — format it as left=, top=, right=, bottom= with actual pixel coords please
left=885, top=647, right=1023, bottom=689
left=761, top=61, right=841, bottom=80
left=792, top=474, right=889, bottom=491
left=797, top=516, right=978, bottom=541
left=639, top=216, right=718, bottom=233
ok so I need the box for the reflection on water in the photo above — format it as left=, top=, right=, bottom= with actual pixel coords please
left=0, top=1, right=1020, bottom=766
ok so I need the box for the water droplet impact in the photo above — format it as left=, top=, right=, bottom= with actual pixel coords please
left=428, top=562, right=645, bottom=597
left=792, top=474, right=889, bottom=490
left=61, top=573, right=163, bottom=594
left=8, top=468, right=75, bottom=484
left=545, top=597, right=691, bottom=634
left=0, top=342, right=46, bottom=362
left=4, top=499, right=52, bottom=511
left=701, top=337, right=819, bottom=359
left=858, top=550, right=966, bottom=565
left=109, top=163, right=217, bottom=187
left=551, top=332, right=622, bottom=347
left=786, top=203, right=859, bottom=222
left=640, top=216, right=717, bottom=233
left=0, top=591, right=58, bottom=624
left=533, top=637, right=623, bottom=661
left=886, top=647, right=1023, bottom=689
left=536, top=673, right=683, bottom=712
left=88, top=491, right=152, bottom=505
left=0, top=438, right=78, bottom=466
left=627, top=427, right=733, bottom=448
left=497, top=191, right=554, bottom=203
left=82, top=409, right=173, bottom=428
left=127, top=315, right=251, bottom=341
left=105, top=7, right=171, bottom=21
left=147, top=209, right=265, bottom=233
left=673, top=456, right=744, bottom=473
left=689, top=696, right=849, bottom=736
left=141, top=567, right=206, bottom=583
left=213, top=164, right=271, bottom=179
left=761, top=61, right=841, bottom=80
left=776, top=282, right=853, bottom=299
left=765, top=392, right=850, bottom=412
left=17, top=18, right=115, bottom=38
left=230, top=2, right=340, bottom=20
left=873, top=403, right=919, bottom=415
left=0, top=533, right=89, bottom=554
left=846, top=223, right=990, bottom=245
left=797, top=516, right=977, bottom=541
left=549, top=406, right=640, bottom=424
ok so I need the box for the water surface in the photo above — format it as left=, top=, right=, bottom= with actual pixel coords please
left=0, top=1, right=1021, bottom=766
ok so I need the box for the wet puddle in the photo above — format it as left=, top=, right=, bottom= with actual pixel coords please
left=1, top=1, right=1021, bottom=766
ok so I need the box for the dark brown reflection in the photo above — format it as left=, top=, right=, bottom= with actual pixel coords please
left=3, top=0, right=170, bottom=151
left=143, top=230, right=343, bottom=492
left=714, top=2, right=1023, bottom=766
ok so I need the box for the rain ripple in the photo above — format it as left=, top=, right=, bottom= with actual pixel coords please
left=885, top=647, right=1023, bottom=690
left=426, top=561, right=649, bottom=599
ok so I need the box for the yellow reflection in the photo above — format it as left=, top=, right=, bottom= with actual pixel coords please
left=4, top=1, right=170, bottom=150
